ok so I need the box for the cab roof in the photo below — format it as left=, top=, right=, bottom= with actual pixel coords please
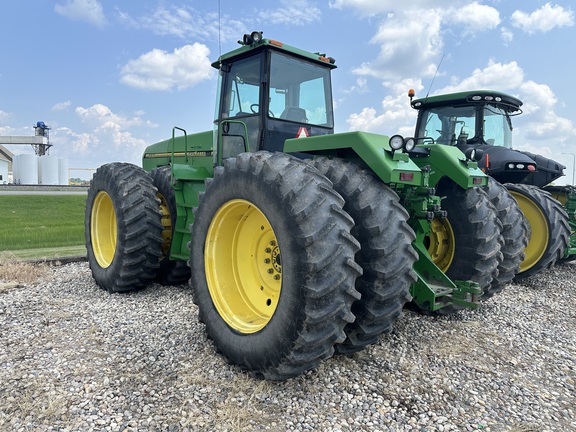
left=211, top=35, right=337, bottom=70
left=411, top=90, right=523, bottom=112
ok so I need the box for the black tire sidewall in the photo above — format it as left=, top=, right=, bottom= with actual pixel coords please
left=85, top=163, right=162, bottom=292
left=190, top=164, right=308, bottom=369
left=85, top=166, right=121, bottom=288
left=436, top=182, right=501, bottom=288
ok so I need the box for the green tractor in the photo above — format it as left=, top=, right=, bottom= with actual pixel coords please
left=85, top=32, right=512, bottom=380
left=409, top=89, right=575, bottom=278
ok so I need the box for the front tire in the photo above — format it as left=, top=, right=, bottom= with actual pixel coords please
left=505, top=184, right=570, bottom=279
left=430, top=182, right=503, bottom=312
left=313, top=157, right=416, bottom=354
left=85, top=163, right=163, bottom=293
left=482, top=178, right=529, bottom=298
left=189, top=152, right=362, bottom=380
left=543, top=185, right=575, bottom=263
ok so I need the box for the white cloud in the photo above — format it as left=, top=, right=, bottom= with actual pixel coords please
left=55, top=0, right=106, bottom=27
left=500, top=26, right=514, bottom=45
left=52, top=101, right=71, bottom=111
left=56, top=127, right=95, bottom=154
left=511, top=3, right=574, bottom=34
left=257, top=0, right=321, bottom=25
left=517, top=81, right=575, bottom=143
left=348, top=2, right=501, bottom=83
left=46, top=104, right=159, bottom=166
left=74, top=104, right=154, bottom=149
left=75, top=104, right=156, bottom=131
left=120, top=44, right=214, bottom=91
left=121, top=5, right=246, bottom=43
left=443, top=2, right=501, bottom=35
left=436, top=60, right=525, bottom=94
left=328, top=0, right=457, bottom=16
left=121, top=0, right=322, bottom=42
left=353, top=9, right=444, bottom=81
left=346, top=78, right=423, bottom=135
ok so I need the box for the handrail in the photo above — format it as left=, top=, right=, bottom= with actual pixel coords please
left=217, top=120, right=249, bottom=166
left=171, top=126, right=188, bottom=186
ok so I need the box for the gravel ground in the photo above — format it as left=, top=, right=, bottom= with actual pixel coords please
left=0, top=262, right=574, bottom=432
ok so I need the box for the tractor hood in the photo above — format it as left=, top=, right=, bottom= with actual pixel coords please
left=456, top=143, right=565, bottom=187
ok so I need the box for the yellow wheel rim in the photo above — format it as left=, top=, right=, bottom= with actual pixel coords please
left=509, top=191, right=549, bottom=272
left=427, top=218, right=456, bottom=272
left=205, top=199, right=282, bottom=334
left=91, top=191, right=117, bottom=268
left=157, top=193, right=172, bottom=258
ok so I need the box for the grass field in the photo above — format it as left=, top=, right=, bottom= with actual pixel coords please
left=0, top=195, right=86, bottom=258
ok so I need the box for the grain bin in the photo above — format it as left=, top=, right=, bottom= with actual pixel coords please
left=14, top=154, right=38, bottom=184
left=39, top=155, right=59, bottom=185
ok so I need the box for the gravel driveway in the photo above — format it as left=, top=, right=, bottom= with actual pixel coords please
left=1, top=262, right=574, bottom=432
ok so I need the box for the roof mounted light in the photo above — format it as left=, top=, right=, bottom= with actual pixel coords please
left=243, top=31, right=263, bottom=46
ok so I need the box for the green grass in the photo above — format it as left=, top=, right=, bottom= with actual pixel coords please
left=0, top=195, right=86, bottom=254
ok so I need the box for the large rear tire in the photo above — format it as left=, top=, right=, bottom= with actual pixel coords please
left=313, top=157, right=416, bottom=354
left=189, top=152, right=362, bottom=380
left=85, top=163, right=163, bottom=293
left=430, top=182, right=502, bottom=312
left=150, top=166, right=191, bottom=285
left=482, top=178, right=529, bottom=298
left=505, top=184, right=570, bottom=279
left=543, top=185, right=575, bottom=263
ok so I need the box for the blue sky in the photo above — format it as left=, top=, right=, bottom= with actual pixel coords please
left=1, top=0, right=575, bottom=183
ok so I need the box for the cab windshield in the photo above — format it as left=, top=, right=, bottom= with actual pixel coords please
left=483, top=105, right=513, bottom=148
left=417, top=104, right=513, bottom=148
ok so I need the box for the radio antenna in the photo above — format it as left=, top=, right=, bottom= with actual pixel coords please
left=218, top=0, right=222, bottom=58
left=425, top=53, right=445, bottom=99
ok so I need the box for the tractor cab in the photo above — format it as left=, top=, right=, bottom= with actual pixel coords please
left=213, top=31, right=336, bottom=160
left=410, top=90, right=566, bottom=186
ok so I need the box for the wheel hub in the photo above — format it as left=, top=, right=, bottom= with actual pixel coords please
left=427, top=217, right=455, bottom=272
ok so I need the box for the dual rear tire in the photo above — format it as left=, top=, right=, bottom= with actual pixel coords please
left=189, top=152, right=364, bottom=379
left=85, top=163, right=163, bottom=293
left=86, top=163, right=191, bottom=293
left=187, top=153, right=421, bottom=378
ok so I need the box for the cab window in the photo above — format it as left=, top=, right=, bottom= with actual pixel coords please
left=268, top=52, right=333, bottom=127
